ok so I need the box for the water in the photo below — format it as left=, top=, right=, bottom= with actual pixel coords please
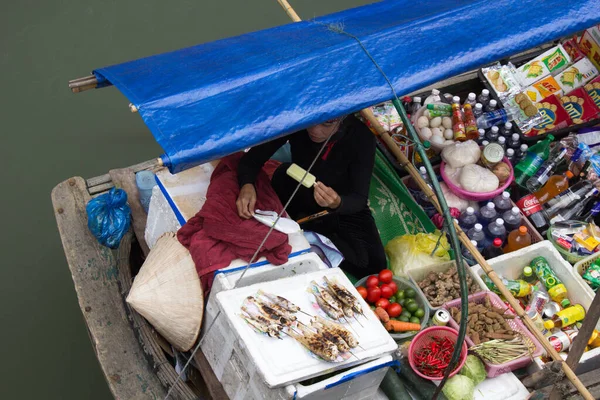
left=0, top=1, right=370, bottom=398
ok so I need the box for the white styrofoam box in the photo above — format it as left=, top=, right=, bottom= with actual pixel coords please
left=215, top=268, right=396, bottom=389
left=145, top=185, right=182, bottom=248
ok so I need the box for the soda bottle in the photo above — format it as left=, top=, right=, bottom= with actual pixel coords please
left=514, top=135, right=555, bottom=187
left=476, top=107, right=521, bottom=129
left=543, top=305, right=585, bottom=330
left=451, top=103, right=466, bottom=142
left=500, top=122, right=514, bottom=138
left=467, top=223, right=486, bottom=243
left=506, top=148, right=516, bottom=165
left=516, top=144, right=529, bottom=162
left=458, top=206, right=478, bottom=231
left=485, top=126, right=500, bottom=142
left=479, top=202, right=498, bottom=225
left=483, top=275, right=533, bottom=297
left=477, top=89, right=491, bottom=106
left=494, top=192, right=512, bottom=213
left=486, top=218, right=507, bottom=243
left=543, top=181, right=594, bottom=217
left=531, top=256, right=571, bottom=308
left=411, top=96, right=422, bottom=116
left=503, top=206, right=522, bottom=232
left=473, top=103, right=484, bottom=118
left=514, top=185, right=549, bottom=233
left=522, top=266, right=537, bottom=284
left=503, top=226, right=532, bottom=253
left=485, top=99, right=499, bottom=112
left=463, top=104, right=479, bottom=140
left=534, top=171, right=574, bottom=205
left=481, top=238, right=504, bottom=259
left=507, top=133, right=521, bottom=149
left=524, top=148, right=567, bottom=192
left=497, top=136, right=507, bottom=149
left=462, top=240, right=479, bottom=266
left=464, top=92, right=477, bottom=107
left=549, top=187, right=599, bottom=223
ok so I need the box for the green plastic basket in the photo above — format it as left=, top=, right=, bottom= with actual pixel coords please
left=546, top=227, right=588, bottom=264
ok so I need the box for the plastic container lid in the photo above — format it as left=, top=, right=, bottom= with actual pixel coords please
left=466, top=207, right=475, bottom=214
left=482, top=140, right=490, bottom=146
left=505, top=122, right=513, bottom=129
left=474, top=223, right=483, bottom=231
left=489, top=99, right=498, bottom=107
left=482, top=89, right=490, bottom=95
left=498, top=137, right=506, bottom=144
left=566, top=171, right=574, bottom=178
left=452, top=95, right=460, bottom=104
left=468, top=93, right=476, bottom=100
left=493, top=237, right=503, bottom=246
left=413, top=96, right=422, bottom=102
left=519, top=226, right=528, bottom=234
left=512, top=133, right=520, bottom=140
left=475, top=103, right=483, bottom=110
left=491, top=126, right=499, bottom=133
left=478, top=128, right=485, bottom=135
left=507, top=148, right=515, bottom=156
left=523, top=266, right=533, bottom=277
left=496, top=218, right=504, bottom=226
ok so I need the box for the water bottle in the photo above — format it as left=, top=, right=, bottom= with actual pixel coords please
left=459, top=207, right=479, bottom=231
left=544, top=181, right=594, bottom=218
left=136, top=170, right=157, bottom=213
left=410, top=96, right=422, bottom=116
left=486, top=126, right=500, bottom=142
left=464, top=92, right=477, bottom=107
left=462, top=240, right=479, bottom=266
left=487, top=218, right=507, bottom=243
left=500, top=122, right=514, bottom=138
left=494, top=192, right=512, bottom=213
left=497, top=136, right=507, bottom=149
left=507, top=133, right=521, bottom=150
left=503, top=206, right=523, bottom=232
left=418, top=166, right=431, bottom=204
left=485, top=99, right=499, bottom=112
left=524, top=148, right=567, bottom=192
left=479, top=202, right=498, bottom=226
left=477, top=89, right=490, bottom=106
left=452, top=95, right=461, bottom=105
left=473, top=103, right=484, bottom=118
left=506, top=148, right=516, bottom=165
left=468, top=223, right=486, bottom=243
left=477, top=129, right=486, bottom=145
left=476, top=107, right=520, bottom=129
left=482, top=140, right=490, bottom=147
left=516, top=144, right=529, bottom=162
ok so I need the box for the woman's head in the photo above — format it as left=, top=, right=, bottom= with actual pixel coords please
left=307, top=117, right=346, bottom=143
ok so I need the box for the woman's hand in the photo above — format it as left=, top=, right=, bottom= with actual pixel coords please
left=236, top=183, right=257, bottom=219
left=314, top=182, right=341, bottom=209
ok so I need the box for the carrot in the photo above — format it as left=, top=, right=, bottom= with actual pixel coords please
left=386, top=320, right=421, bottom=332
left=375, top=307, right=390, bottom=323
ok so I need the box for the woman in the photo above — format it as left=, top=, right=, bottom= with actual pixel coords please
left=236, top=115, right=386, bottom=278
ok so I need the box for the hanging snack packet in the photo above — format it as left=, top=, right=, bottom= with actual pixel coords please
left=584, top=76, right=600, bottom=109
left=556, top=58, right=599, bottom=92
left=562, top=36, right=585, bottom=63
left=583, top=261, right=600, bottom=291
left=515, top=45, right=571, bottom=87
left=580, top=30, right=600, bottom=70
left=524, top=75, right=563, bottom=103
left=560, top=88, right=600, bottom=124
left=482, top=63, right=521, bottom=101
left=503, top=90, right=544, bottom=134
left=524, top=94, right=573, bottom=136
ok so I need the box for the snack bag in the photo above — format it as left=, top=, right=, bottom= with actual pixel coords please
left=584, top=76, right=600, bottom=109
left=556, top=57, right=599, bottom=92
left=562, top=36, right=585, bottom=63
left=504, top=91, right=544, bottom=133
left=516, top=45, right=571, bottom=86
left=524, top=75, right=563, bottom=103
left=580, top=30, right=600, bottom=70
left=482, top=63, right=521, bottom=101
left=526, top=94, right=573, bottom=136
left=560, top=88, right=600, bottom=124
left=583, top=261, right=600, bottom=291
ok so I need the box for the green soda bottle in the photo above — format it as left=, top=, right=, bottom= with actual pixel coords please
left=483, top=276, right=533, bottom=297
left=514, top=135, right=554, bottom=187
left=530, top=256, right=571, bottom=308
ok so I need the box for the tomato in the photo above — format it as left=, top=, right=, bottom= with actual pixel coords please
left=356, top=286, right=368, bottom=299
left=380, top=284, right=394, bottom=299
left=366, top=276, right=379, bottom=288
left=375, top=298, right=390, bottom=310
left=366, top=287, right=381, bottom=303
left=378, top=269, right=393, bottom=284
left=387, top=303, right=402, bottom=318
left=387, top=281, right=398, bottom=294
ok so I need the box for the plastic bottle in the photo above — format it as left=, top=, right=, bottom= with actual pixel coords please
left=451, top=103, right=466, bottom=142
left=479, top=202, right=498, bottom=226
left=534, top=171, right=574, bottom=205
left=531, top=256, right=571, bottom=308
left=507, top=133, right=521, bottom=150
left=549, top=188, right=599, bottom=223
left=581, top=201, right=600, bottom=223
left=410, top=96, right=422, bottom=116
left=473, top=103, right=484, bottom=118
left=135, top=170, right=157, bottom=213
left=481, top=238, right=504, bottom=259
left=543, top=305, right=586, bottom=330
left=485, top=99, right=498, bottom=112
left=524, top=148, right=567, bottom=193
left=522, top=266, right=537, bottom=284
left=464, top=92, right=477, bottom=107
left=503, top=226, right=532, bottom=253
left=477, top=89, right=490, bottom=106
left=516, top=144, right=528, bottom=162
left=497, top=136, right=506, bottom=149
left=514, top=135, right=555, bottom=187
left=467, top=223, right=486, bottom=243
left=462, top=240, right=479, bottom=266
left=476, top=107, right=520, bottom=129
left=506, top=148, right=516, bottom=165
left=485, top=126, right=500, bottom=142
left=423, top=89, right=442, bottom=105
left=459, top=207, right=478, bottom=231
left=503, top=207, right=522, bottom=232
left=543, top=181, right=594, bottom=218
left=486, top=218, right=507, bottom=243
left=463, top=104, right=479, bottom=140
left=500, top=122, right=514, bottom=138
left=494, top=192, right=512, bottom=213
left=513, top=185, right=549, bottom=233
left=477, top=129, right=486, bottom=145
left=483, top=275, right=532, bottom=297
left=452, top=95, right=461, bottom=105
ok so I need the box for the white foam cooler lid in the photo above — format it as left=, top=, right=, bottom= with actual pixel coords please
left=215, top=267, right=397, bottom=388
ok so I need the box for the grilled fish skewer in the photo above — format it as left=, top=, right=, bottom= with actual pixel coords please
left=255, top=296, right=298, bottom=322
left=311, top=281, right=343, bottom=312
left=247, top=297, right=294, bottom=325
left=314, top=315, right=359, bottom=348
left=257, top=290, right=300, bottom=312
left=240, top=312, right=282, bottom=338
left=287, top=328, right=339, bottom=362
left=323, top=276, right=364, bottom=314
left=313, top=291, right=344, bottom=320
left=308, top=322, right=351, bottom=353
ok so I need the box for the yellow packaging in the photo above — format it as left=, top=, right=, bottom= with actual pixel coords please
left=574, top=228, right=600, bottom=252
left=588, top=330, right=600, bottom=348
left=580, top=31, right=600, bottom=71
left=525, top=76, right=563, bottom=103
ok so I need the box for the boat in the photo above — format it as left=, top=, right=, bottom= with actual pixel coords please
left=54, top=0, right=600, bottom=398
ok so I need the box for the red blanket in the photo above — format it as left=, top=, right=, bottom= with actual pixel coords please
left=177, top=153, right=291, bottom=293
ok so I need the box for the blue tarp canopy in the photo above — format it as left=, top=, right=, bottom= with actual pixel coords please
left=93, top=0, right=600, bottom=173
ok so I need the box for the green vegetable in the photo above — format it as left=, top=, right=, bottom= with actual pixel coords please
left=398, top=358, right=447, bottom=400
left=398, top=298, right=406, bottom=306
left=442, top=375, right=475, bottom=400
left=406, top=302, right=419, bottom=313
left=396, top=290, right=406, bottom=300
left=380, top=369, right=412, bottom=400
left=401, top=310, right=412, bottom=318
left=389, top=295, right=397, bottom=303
left=410, top=316, right=421, bottom=324
left=414, top=308, right=425, bottom=318
left=406, top=288, right=416, bottom=298
left=460, top=355, right=486, bottom=386
left=399, top=315, right=410, bottom=322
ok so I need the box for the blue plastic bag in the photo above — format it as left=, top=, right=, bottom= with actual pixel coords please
left=86, top=188, right=131, bottom=249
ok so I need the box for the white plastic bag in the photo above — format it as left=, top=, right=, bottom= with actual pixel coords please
left=440, top=182, right=470, bottom=211
left=460, top=164, right=499, bottom=193
left=444, top=165, right=462, bottom=188
left=441, top=140, right=481, bottom=168
left=385, top=231, right=451, bottom=277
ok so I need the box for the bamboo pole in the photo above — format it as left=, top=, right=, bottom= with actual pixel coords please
left=276, top=0, right=301, bottom=22
left=68, top=74, right=98, bottom=93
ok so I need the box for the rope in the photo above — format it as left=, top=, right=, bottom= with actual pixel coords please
left=163, top=119, right=343, bottom=400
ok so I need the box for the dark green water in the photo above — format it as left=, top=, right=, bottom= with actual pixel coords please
left=0, top=1, right=371, bottom=398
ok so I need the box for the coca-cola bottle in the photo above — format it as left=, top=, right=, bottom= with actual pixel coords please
left=513, top=185, right=548, bottom=233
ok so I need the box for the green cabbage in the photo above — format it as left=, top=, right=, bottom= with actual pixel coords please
left=442, top=375, right=475, bottom=400
left=460, top=355, right=486, bottom=386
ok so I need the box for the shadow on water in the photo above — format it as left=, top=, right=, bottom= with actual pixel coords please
left=0, top=1, right=371, bottom=398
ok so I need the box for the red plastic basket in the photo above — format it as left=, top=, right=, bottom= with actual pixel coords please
left=443, top=291, right=544, bottom=377
left=408, top=326, right=468, bottom=381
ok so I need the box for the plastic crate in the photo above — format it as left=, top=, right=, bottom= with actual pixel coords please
left=407, top=260, right=487, bottom=310
left=547, top=227, right=588, bottom=264
left=443, top=292, right=543, bottom=377
left=573, top=252, right=600, bottom=298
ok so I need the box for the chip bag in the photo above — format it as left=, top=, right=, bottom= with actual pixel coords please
left=385, top=231, right=451, bottom=277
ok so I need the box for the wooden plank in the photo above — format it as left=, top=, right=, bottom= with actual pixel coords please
left=51, top=177, right=166, bottom=400
left=89, top=181, right=115, bottom=195
left=109, top=168, right=150, bottom=256
left=116, top=233, right=198, bottom=400
left=534, top=366, right=600, bottom=399
left=87, top=159, right=162, bottom=189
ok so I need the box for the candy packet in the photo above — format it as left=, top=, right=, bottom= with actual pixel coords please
left=583, top=260, right=600, bottom=291
left=482, top=63, right=521, bottom=101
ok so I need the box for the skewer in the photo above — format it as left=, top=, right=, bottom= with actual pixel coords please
left=352, top=315, right=364, bottom=328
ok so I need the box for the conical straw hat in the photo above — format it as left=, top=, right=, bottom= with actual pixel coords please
left=126, top=232, right=203, bottom=351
